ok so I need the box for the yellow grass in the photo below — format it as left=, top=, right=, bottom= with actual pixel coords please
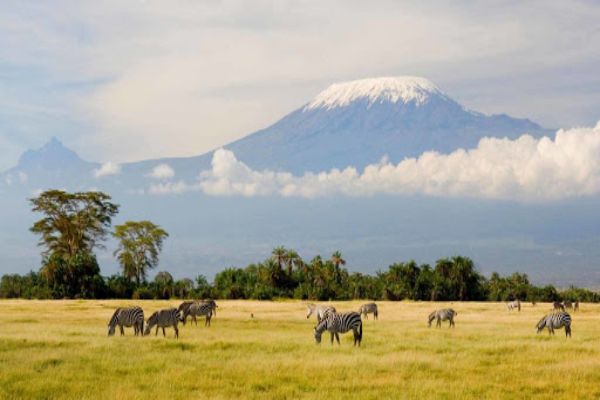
left=1, top=300, right=599, bottom=399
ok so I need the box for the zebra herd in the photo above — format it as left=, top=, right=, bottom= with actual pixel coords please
left=108, top=300, right=577, bottom=343
left=107, top=299, right=218, bottom=339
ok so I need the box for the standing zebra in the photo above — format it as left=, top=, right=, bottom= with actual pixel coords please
left=108, top=306, right=144, bottom=336
left=536, top=311, right=572, bottom=337
left=562, top=300, right=573, bottom=311
left=180, top=301, right=213, bottom=326
left=204, top=299, right=218, bottom=316
left=553, top=301, right=565, bottom=311
left=506, top=300, right=521, bottom=312
left=306, top=304, right=336, bottom=323
left=574, top=301, right=580, bottom=312
left=428, top=309, right=457, bottom=328
left=144, top=308, right=183, bottom=338
left=314, top=311, right=362, bottom=346
left=358, top=303, right=378, bottom=320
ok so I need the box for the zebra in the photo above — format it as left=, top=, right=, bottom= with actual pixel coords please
left=180, top=301, right=213, bottom=326
left=358, top=303, right=378, bottom=320
left=204, top=299, right=218, bottom=316
left=553, top=301, right=565, bottom=311
left=574, top=301, right=580, bottom=312
left=536, top=311, right=572, bottom=337
left=108, top=306, right=144, bottom=336
left=428, top=309, right=457, bottom=328
left=306, top=304, right=336, bottom=323
left=314, top=311, right=362, bottom=346
left=562, top=300, right=573, bottom=311
left=144, top=308, right=183, bottom=338
left=506, top=300, right=521, bottom=312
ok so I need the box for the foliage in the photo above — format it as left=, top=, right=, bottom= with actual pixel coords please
left=113, top=220, right=169, bottom=284
left=30, top=190, right=119, bottom=258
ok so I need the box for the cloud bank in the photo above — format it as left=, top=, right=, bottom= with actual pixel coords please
left=94, top=162, right=121, bottom=178
left=188, top=123, right=600, bottom=202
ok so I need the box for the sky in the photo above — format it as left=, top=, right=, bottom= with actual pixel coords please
left=1, top=0, right=599, bottom=171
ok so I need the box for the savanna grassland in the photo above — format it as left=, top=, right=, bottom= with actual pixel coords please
left=1, top=300, right=599, bottom=400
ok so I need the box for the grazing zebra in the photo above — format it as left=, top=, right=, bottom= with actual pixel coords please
left=144, top=308, right=183, bottom=338
left=108, top=306, right=144, bottom=336
left=314, top=311, right=362, bottom=346
left=358, top=303, right=378, bottom=320
left=306, top=304, right=336, bottom=323
left=553, top=301, right=565, bottom=311
left=428, top=309, right=457, bottom=328
left=536, top=311, right=572, bottom=337
left=506, top=300, right=521, bottom=312
left=180, top=301, right=213, bottom=326
left=574, top=301, right=580, bottom=312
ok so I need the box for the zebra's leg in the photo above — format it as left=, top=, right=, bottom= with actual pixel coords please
left=193, top=315, right=198, bottom=326
left=374, top=311, right=378, bottom=320
left=174, top=324, right=179, bottom=339
left=155, top=326, right=159, bottom=336
left=119, top=324, right=125, bottom=336
left=335, top=333, right=340, bottom=345
left=330, top=332, right=334, bottom=345
left=436, top=317, right=441, bottom=328
left=566, top=325, right=571, bottom=338
left=162, top=327, right=166, bottom=337
left=450, top=318, right=455, bottom=328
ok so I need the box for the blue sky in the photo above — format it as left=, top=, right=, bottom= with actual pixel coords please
left=1, top=0, right=599, bottom=170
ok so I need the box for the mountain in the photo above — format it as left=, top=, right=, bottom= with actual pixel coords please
left=1, top=137, right=98, bottom=190
left=221, top=76, right=552, bottom=173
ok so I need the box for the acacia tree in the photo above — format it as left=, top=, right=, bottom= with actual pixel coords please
left=113, top=221, right=169, bottom=285
left=30, top=190, right=119, bottom=259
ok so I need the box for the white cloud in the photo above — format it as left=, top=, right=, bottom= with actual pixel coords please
left=193, top=122, right=600, bottom=202
left=149, top=163, right=175, bottom=180
left=148, top=180, right=192, bottom=195
left=93, top=162, right=121, bottom=178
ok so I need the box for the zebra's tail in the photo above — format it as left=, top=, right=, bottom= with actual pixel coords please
left=358, top=320, right=363, bottom=341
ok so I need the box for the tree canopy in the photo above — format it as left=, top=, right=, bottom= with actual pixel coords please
left=113, top=220, right=169, bottom=284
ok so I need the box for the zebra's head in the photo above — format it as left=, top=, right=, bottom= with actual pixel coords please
left=427, top=311, right=436, bottom=327
left=144, top=312, right=158, bottom=336
left=314, top=327, right=322, bottom=344
left=107, top=324, right=116, bottom=336
left=535, top=316, right=547, bottom=333
left=107, top=308, right=120, bottom=336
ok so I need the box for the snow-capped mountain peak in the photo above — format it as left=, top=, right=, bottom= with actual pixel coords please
left=304, top=76, right=444, bottom=111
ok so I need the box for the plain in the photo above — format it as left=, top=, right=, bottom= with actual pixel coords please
left=1, top=300, right=599, bottom=400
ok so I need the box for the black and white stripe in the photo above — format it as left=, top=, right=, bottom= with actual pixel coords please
left=428, top=308, right=457, bottom=328
left=536, top=311, right=572, bottom=337
left=314, top=311, right=362, bottom=346
left=306, top=304, right=336, bottom=323
left=179, top=300, right=214, bottom=326
left=108, top=306, right=144, bottom=336
left=144, top=308, right=183, bottom=338
left=506, top=300, right=521, bottom=312
left=553, top=301, right=565, bottom=311
left=358, top=303, right=378, bottom=320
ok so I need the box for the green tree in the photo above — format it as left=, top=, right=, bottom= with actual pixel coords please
left=30, top=190, right=119, bottom=259
left=113, top=221, right=169, bottom=284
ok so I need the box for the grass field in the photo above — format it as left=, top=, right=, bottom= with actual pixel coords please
left=1, top=300, right=599, bottom=400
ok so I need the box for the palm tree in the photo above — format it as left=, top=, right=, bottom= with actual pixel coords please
left=330, top=251, right=346, bottom=283
left=271, top=246, right=287, bottom=270
left=285, top=249, right=300, bottom=276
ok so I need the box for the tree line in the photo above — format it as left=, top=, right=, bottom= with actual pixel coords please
left=0, top=190, right=598, bottom=302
